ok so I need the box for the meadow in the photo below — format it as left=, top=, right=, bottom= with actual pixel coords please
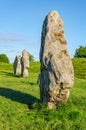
left=0, top=59, right=86, bottom=130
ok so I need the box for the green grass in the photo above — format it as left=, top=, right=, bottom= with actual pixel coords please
left=0, top=61, right=86, bottom=130
left=72, top=58, right=86, bottom=79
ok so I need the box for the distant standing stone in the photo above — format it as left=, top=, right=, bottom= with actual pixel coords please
left=39, top=10, right=74, bottom=109
left=21, top=50, right=29, bottom=77
left=14, top=55, right=21, bottom=75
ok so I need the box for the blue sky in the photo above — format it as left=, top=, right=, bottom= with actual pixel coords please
left=0, top=0, right=86, bottom=62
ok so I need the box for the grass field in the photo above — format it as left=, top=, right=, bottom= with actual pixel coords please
left=0, top=60, right=86, bottom=130
left=72, top=58, right=86, bottom=79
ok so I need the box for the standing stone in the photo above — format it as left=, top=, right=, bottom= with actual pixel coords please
left=39, top=10, right=74, bottom=109
left=21, top=50, right=29, bottom=77
left=14, top=55, right=21, bottom=75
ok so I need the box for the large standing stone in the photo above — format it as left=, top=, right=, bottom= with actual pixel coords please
left=14, top=55, right=21, bottom=75
left=39, top=10, right=74, bottom=109
left=21, top=50, right=29, bottom=77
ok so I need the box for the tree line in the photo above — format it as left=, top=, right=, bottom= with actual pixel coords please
left=0, top=54, right=35, bottom=63
left=0, top=46, right=86, bottom=63
left=74, top=46, right=86, bottom=58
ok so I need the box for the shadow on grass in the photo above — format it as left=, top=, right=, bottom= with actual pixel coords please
left=21, top=81, right=37, bottom=86
left=0, top=71, right=21, bottom=78
left=0, top=87, right=39, bottom=108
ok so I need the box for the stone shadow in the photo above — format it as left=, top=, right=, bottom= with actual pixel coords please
left=0, top=71, right=21, bottom=78
left=0, top=87, right=39, bottom=107
left=21, top=81, right=37, bottom=86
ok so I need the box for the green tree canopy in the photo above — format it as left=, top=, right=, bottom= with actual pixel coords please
left=0, top=54, right=9, bottom=63
left=29, top=54, right=35, bottom=62
left=74, top=46, right=86, bottom=58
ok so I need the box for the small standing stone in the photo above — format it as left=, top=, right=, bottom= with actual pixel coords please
left=13, top=55, right=21, bottom=75
left=39, top=10, right=74, bottom=109
left=21, top=50, right=29, bottom=77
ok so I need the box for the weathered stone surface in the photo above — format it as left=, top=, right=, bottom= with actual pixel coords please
left=39, top=10, right=74, bottom=109
left=14, top=55, right=21, bottom=75
left=21, top=50, right=29, bottom=77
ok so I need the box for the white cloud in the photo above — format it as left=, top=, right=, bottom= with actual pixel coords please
left=0, top=37, right=23, bottom=42
left=0, top=32, right=17, bottom=35
left=0, top=32, right=24, bottom=42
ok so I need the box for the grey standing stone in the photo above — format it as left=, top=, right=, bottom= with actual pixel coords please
left=39, top=10, right=74, bottom=109
left=21, top=50, right=29, bottom=77
left=14, top=55, right=21, bottom=75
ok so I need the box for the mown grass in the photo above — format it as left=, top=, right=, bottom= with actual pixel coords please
left=0, top=61, right=86, bottom=130
left=72, top=58, right=86, bottom=79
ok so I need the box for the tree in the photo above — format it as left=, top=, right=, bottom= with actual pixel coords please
left=29, top=54, right=35, bottom=62
left=0, top=54, right=9, bottom=63
left=74, top=46, right=86, bottom=58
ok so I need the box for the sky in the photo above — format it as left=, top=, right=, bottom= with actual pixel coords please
left=0, top=0, right=86, bottom=62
